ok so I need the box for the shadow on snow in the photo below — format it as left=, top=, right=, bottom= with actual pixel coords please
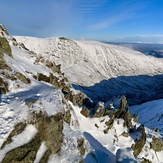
left=73, top=74, right=163, bottom=106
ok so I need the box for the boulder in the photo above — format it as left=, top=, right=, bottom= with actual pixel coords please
left=80, top=107, right=90, bottom=118
left=131, top=125, right=146, bottom=156
left=14, top=72, right=31, bottom=84
left=151, top=136, right=163, bottom=152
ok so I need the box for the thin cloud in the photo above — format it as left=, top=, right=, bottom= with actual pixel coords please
left=114, top=35, right=163, bottom=43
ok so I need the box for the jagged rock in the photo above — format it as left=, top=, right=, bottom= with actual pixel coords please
left=1, top=122, right=27, bottom=149
left=131, top=125, right=146, bottom=156
left=34, top=112, right=64, bottom=154
left=64, top=110, right=71, bottom=124
left=37, top=73, right=50, bottom=83
left=141, top=158, right=152, bottom=163
left=2, top=133, right=41, bottom=163
left=14, top=72, right=31, bottom=84
left=62, top=85, right=70, bottom=95
left=80, top=107, right=90, bottom=118
left=77, top=138, right=85, bottom=155
left=0, top=25, right=9, bottom=36
left=115, top=96, right=132, bottom=128
left=104, top=115, right=115, bottom=133
left=151, top=136, right=163, bottom=151
left=65, top=91, right=86, bottom=106
left=0, top=36, right=12, bottom=57
left=93, top=101, right=105, bottom=118
left=0, top=77, right=8, bottom=94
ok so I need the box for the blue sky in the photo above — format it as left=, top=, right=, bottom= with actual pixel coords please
left=0, top=0, right=163, bottom=43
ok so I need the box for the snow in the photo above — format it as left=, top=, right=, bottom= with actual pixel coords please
left=14, top=36, right=163, bottom=86
left=0, top=32, right=163, bottom=162
left=130, top=99, right=163, bottom=135
left=0, top=124, right=37, bottom=162
left=34, top=142, right=48, bottom=163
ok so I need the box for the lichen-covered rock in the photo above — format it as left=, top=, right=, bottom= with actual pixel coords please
left=64, top=110, right=71, bottom=124
left=104, top=115, right=115, bottom=133
left=0, top=36, right=12, bottom=57
left=77, top=138, right=85, bottom=155
left=93, top=102, right=105, bottom=118
left=115, top=96, right=132, bottom=128
left=131, top=125, right=146, bottom=156
left=0, top=77, right=8, bottom=94
left=2, top=133, right=41, bottom=163
left=151, top=136, right=163, bottom=152
left=80, top=107, right=90, bottom=118
left=37, top=73, right=50, bottom=83
left=34, top=112, right=64, bottom=154
left=0, top=25, right=9, bottom=36
left=14, top=72, right=31, bottom=84
left=65, top=91, right=86, bottom=106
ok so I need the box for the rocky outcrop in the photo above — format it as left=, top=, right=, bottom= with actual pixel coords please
left=14, top=72, right=31, bottom=84
left=32, top=111, right=64, bottom=154
left=151, top=136, right=163, bottom=151
left=0, top=36, right=12, bottom=57
left=131, top=125, right=146, bottom=157
left=0, top=77, right=9, bottom=94
left=2, top=133, right=41, bottom=163
left=1, top=111, right=64, bottom=162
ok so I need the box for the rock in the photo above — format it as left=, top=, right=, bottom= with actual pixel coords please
left=104, top=115, right=115, bottom=133
left=34, top=112, right=64, bottom=154
left=64, top=110, right=71, bottom=124
left=141, top=158, right=152, bottom=163
left=93, top=101, right=105, bottom=118
left=77, top=138, right=85, bottom=155
left=131, top=125, right=146, bottom=156
left=37, top=73, right=50, bottom=83
left=0, top=36, right=12, bottom=57
left=14, top=72, right=31, bottom=84
left=65, top=91, right=86, bottom=106
left=80, top=107, right=90, bottom=118
left=115, top=96, right=132, bottom=129
left=2, top=133, right=41, bottom=163
left=0, top=25, right=9, bottom=36
left=0, top=77, right=8, bottom=94
left=1, top=122, right=27, bottom=149
left=151, top=136, right=163, bottom=152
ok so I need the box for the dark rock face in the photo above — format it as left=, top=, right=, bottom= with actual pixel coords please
left=131, top=125, right=146, bottom=157
left=0, top=77, right=8, bottom=94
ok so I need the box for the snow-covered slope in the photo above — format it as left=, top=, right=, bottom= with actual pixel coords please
left=15, top=36, right=163, bottom=86
left=0, top=25, right=163, bottom=162
left=15, top=36, right=163, bottom=105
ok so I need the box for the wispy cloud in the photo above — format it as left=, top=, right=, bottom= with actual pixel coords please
left=113, top=35, right=163, bottom=43
left=87, top=1, right=147, bottom=30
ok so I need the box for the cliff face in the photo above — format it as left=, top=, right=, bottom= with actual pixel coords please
left=0, top=25, right=163, bottom=162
